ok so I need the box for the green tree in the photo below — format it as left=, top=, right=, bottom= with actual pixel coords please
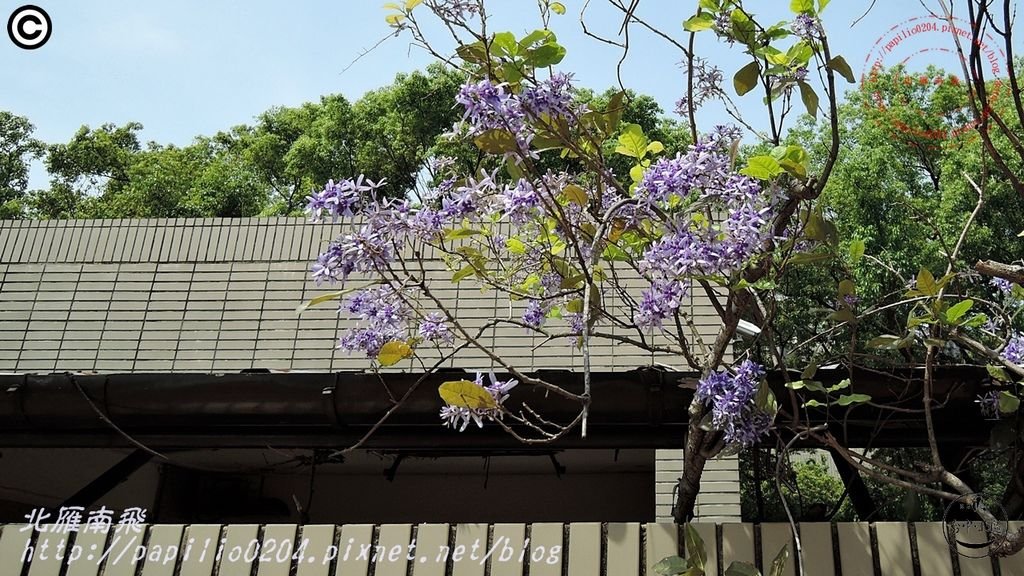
left=0, top=111, right=46, bottom=218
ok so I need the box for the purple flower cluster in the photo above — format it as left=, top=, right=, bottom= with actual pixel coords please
left=695, top=360, right=773, bottom=446
left=501, top=179, right=542, bottom=224
left=418, top=312, right=455, bottom=345
left=455, top=75, right=577, bottom=149
left=338, top=285, right=411, bottom=357
left=674, top=59, right=724, bottom=114
left=992, top=277, right=1016, bottom=296
left=1003, top=333, right=1024, bottom=365
left=635, top=280, right=689, bottom=329
left=521, top=73, right=576, bottom=119
left=440, top=372, right=519, bottom=431
left=306, top=176, right=387, bottom=222
left=790, top=14, right=821, bottom=40
left=522, top=299, right=547, bottom=329
left=637, top=126, right=782, bottom=278
left=311, top=224, right=395, bottom=285
left=976, top=391, right=1001, bottom=419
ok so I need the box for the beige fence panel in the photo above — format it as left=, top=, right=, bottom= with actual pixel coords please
left=607, top=523, right=641, bottom=576
left=451, top=523, right=487, bottom=576
left=66, top=527, right=110, bottom=576
left=721, top=523, right=755, bottom=567
left=25, top=528, right=66, bottom=576
left=374, top=524, right=411, bottom=576
left=411, top=523, right=449, bottom=576
left=798, top=523, right=835, bottom=576
left=874, top=522, right=913, bottom=575
left=528, top=522, right=563, bottom=576
left=567, top=522, right=600, bottom=576
left=218, top=524, right=259, bottom=576
left=294, top=524, right=337, bottom=576
left=102, top=524, right=148, bottom=576
left=255, top=524, right=297, bottom=576
left=759, top=523, right=794, bottom=576
left=913, top=522, right=954, bottom=575
left=490, top=523, right=526, bottom=576
left=837, top=522, right=873, bottom=576
left=954, top=521, right=994, bottom=576
left=644, top=522, right=679, bottom=574
left=688, top=523, right=718, bottom=576
left=177, top=524, right=221, bottom=576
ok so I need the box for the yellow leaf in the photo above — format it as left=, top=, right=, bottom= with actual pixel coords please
left=377, top=341, right=412, bottom=366
left=405, top=0, right=423, bottom=9
left=608, top=219, right=626, bottom=242
left=439, top=380, right=497, bottom=409
left=385, top=13, right=406, bottom=25
left=550, top=1, right=566, bottom=14
left=563, top=184, right=588, bottom=205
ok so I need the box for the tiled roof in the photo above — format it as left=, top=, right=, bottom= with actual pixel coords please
left=0, top=218, right=721, bottom=374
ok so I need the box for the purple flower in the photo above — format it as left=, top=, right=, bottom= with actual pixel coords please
left=992, top=277, right=1016, bottom=296
left=502, top=179, right=542, bottom=224
left=635, top=280, right=689, bottom=329
left=976, top=391, right=1001, bottom=419
left=455, top=79, right=525, bottom=139
left=521, top=73, right=576, bottom=119
left=791, top=14, right=820, bottom=40
left=440, top=372, right=519, bottom=432
left=418, top=312, right=454, bottom=345
left=674, top=59, right=723, bottom=114
left=695, top=360, right=773, bottom=446
left=311, top=225, right=395, bottom=285
left=841, top=294, right=859, bottom=308
left=568, top=312, right=585, bottom=335
left=338, top=325, right=403, bottom=358
left=1002, top=333, right=1024, bottom=365
left=522, top=299, right=547, bottom=329
left=305, top=175, right=387, bottom=222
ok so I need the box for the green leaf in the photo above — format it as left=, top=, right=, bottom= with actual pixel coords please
left=444, top=227, right=483, bottom=240
left=803, top=399, right=824, bottom=408
left=829, top=378, right=851, bottom=392
left=740, top=155, right=784, bottom=180
left=724, top=561, right=760, bottom=576
left=987, top=364, right=1012, bottom=382
left=790, top=0, right=814, bottom=13
left=788, top=252, right=832, bottom=266
left=769, top=544, right=790, bottom=576
left=653, top=556, right=689, bottom=576
left=529, top=42, right=566, bottom=67
left=506, top=237, right=527, bottom=254
left=452, top=265, right=476, bottom=283
left=837, top=393, right=871, bottom=406
left=684, top=524, right=707, bottom=570
left=647, top=141, right=665, bottom=155
left=377, top=341, right=412, bottom=366
left=798, top=81, right=819, bottom=117
left=549, top=1, right=566, bottom=15
left=603, top=90, right=627, bottom=134
left=683, top=13, right=715, bottom=32
left=787, top=379, right=826, bottom=393
left=296, top=290, right=346, bottom=314
left=917, top=268, right=937, bottom=296
left=946, top=299, right=974, bottom=323
left=474, top=129, right=519, bottom=153
left=730, top=9, right=756, bottom=45
left=629, top=164, right=645, bottom=183
left=866, top=335, right=902, bottom=349
left=491, top=31, right=518, bottom=57
left=998, top=391, right=1021, bottom=414
left=439, top=380, right=499, bottom=410
left=565, top=298, right=584, bottom=313
left=818, top=0, right=831, bottom=12
left=827, top=55, right=856, bottom=83
left=849, top=239, right=865, bottom=264
left=734, top=61, right=760, bottom=96
left=615, top=123, right=650, bottom=159
left=563, top=184, right=588, bottom=205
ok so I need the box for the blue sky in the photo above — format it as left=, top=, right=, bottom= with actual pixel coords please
left=0, top=1, right=975, bottom=189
